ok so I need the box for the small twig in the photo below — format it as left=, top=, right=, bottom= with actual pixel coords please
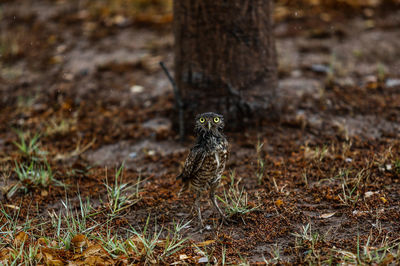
left=159, top=62, right=185, bottom=142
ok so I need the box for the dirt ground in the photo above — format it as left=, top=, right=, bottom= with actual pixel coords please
left=1, top=0, right=400, bottom=264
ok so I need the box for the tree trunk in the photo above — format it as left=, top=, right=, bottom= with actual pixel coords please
left=173, top=0, right=277, bottom=131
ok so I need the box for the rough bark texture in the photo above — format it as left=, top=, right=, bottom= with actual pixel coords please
left=173, top=0, right=277, bottom=131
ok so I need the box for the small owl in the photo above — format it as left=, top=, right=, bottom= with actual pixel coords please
left=177, top=112, right=229, bottom=227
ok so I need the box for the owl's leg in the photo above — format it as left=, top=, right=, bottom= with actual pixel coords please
left=194, top=191, right=204, bottom=227
left=209, top=186, right=229, bottom=225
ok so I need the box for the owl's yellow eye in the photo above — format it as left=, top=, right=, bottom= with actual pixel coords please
left=213, top=117, right=220, bottom=123
left=199, top=117, right=205, bottom=123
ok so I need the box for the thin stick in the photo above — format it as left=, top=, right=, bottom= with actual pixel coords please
left=159, top=61, right=185, bottom=142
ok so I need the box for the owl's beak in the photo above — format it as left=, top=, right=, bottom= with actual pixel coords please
left=207, top=121, right=211, bottom=130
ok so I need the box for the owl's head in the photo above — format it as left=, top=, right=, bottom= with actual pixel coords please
left=195, top=112, right=224, bottom=136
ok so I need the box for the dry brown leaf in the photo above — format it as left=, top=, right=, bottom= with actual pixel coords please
left=82, top=244, right=104, bottom=258
left=3, top=204, right=20, bottom=210
left=71, top=234, right=87, bottom=250
left=41, top=189, right=49, bottom=197
left=275, top=199, right=284, bottom=207
left=319, top=212, right=336, bottom=219
left=0, top=247, right=14, bottom=262
left=37, top=237, right=48, bottom=246
left=381, top=253, right=394, bottom=265
left=84, top=256, right=113, bottom=265
left=171, top=253, right=191, bottom=264
left=179, top=254, right=189, bottom=260
left=14, top=231, right=29, bottom=247
left=195, top=240, right=216, bottom=247
left=365, top=191, right=378, bottom=198
left=41, top=249, right=64, bottom=266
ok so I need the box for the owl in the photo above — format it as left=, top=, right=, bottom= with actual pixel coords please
left=177, top=112, right=229, bottom=227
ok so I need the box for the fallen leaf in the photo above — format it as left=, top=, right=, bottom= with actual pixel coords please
left=365, top=191, right=378, bottom=198
left=0, top=247, right=14, bottom=261
left=380, top=197, right=387, bottom=203
left=82, top=244, right=103, bottom=258
left=41, top=249, right=64, bottom=266
left=84, top=256, right=110, bottom=265
left=319, top=212, right=336, bottom=219
left=195, top=240, right=215, bottom=247
left=71, top=234, right=87, bottom=250
left=14, top=231, right=29, bottom=247
left=275, top=199, right=284, bottom=207
left=179, top=254, right=189, bottom=260
left=4, top=204, right=20, bottom=210
left=37, top=237, right=48, bottom=246
left=381, top=253, right=394, bottom=264
left=41, top=189, right=49, bottom=197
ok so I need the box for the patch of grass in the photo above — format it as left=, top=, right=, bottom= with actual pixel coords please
left=104, top=163, right=142, bottom=217
left=218, top=172, right=259, bottom=221
left=292, top=223, right=323, bottom=263
left=124, top=216, right=189, bottom=263
left=192, top=243, right=216, bottom=264
left=45, top=116, right=77, bottom=136
left=0, top=205, right=29, bottom=245
left=8, top=130, right=66, bottom=198
left=303, top=143, right=331, bottom=163
left=315, top=145, right=329, bottom=162
left=49, top=195, right=99, bottom=250
left=162, top=219, right=190, bottom=258
left=8, top=160, right=63, bottom=198
left=332, top=234, right=400, bottom=264
left=255, top=140, right=266, bottom=185
left=127, top=216, right=162, bottom=263
left=263, top=243, right=281, bottom=264
left=7, top=243, right=40, bottom=266
left=15, top=161, right=54, bottom=188
left=292, top=223, right=321, bottom=249
left=98, top=228, right=131, bottom=258
left=12, top=130, right=42, bottom=160
left=0, top=205, right=42, bottom=265
left=337, top=168, right=368, bottom=207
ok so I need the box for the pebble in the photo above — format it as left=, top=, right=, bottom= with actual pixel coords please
left=130, top=85, right=144, bottom=94
left=385, top=78, right=400, bottom=88
left=198, top=257, right=208, bottom=263
left=310, top=64, right=330, bottom=74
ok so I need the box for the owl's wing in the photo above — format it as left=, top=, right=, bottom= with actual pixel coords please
left=177, top=146, right=206, bottom=182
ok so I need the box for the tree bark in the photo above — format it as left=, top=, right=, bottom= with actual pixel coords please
left=173, top=0, right=277, bottom=131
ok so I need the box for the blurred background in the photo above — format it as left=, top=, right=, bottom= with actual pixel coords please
left=1, top=0, right=399, bottom=146
left=1, top=0, right=400, bottom=264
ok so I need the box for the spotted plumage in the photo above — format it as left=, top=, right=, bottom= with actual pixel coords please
left=177, top=112, right=229, bottom=226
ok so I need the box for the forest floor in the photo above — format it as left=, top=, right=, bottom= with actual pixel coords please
left=1, top=0, right=400, bottom=264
